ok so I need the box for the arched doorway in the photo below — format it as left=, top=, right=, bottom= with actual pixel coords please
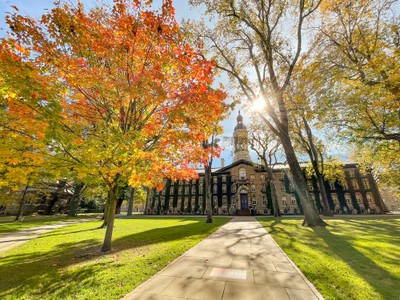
left=240, top=189, right=249, bottom=209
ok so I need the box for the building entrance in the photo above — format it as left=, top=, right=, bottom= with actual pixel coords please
left=240, top=189, right=248, bottom=209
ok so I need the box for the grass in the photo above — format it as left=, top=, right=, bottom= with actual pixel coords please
left=257, top=216, right=400, bottom=300
left=0, top=214, right=101, bottom=234
left=0, top=216, right=230, bottom=300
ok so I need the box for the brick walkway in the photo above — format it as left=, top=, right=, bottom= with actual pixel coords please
left=124, top=216, right=324, bottom=300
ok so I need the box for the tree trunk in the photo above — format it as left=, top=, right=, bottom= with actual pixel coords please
left=127, top=187, right=135, bottom=216
left=266, top=167, right=281, bottom=217
left=204, top=164, right=213, bottom=223
left=101, top=182, right=119, bottom=253
left=301, top=115, right=333, bottom=216
left=99, top=192, right=110, bottom=228
left=68, top=183, right=84, bottom=217
left=314, top=165, right=334, bottom=216
left=281, top=136, right=327, bottom=227
left=115, top=195, right=124, bottom=215
left=15, top=185, right=29, bottom=221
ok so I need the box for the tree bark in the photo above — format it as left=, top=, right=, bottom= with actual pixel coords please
left=266, top=167, right=281, bottom=217
left=314, top=164, right=334, bottom=216
left=99, top=191, right=110, bottom=228
left=127, top=187, right=135, bottom=216
left=15, top=185, right=29, bottom=221
left=101, top=182, right=119, bottom=253
left=68, top=183, right=84, bottom=217
left=281, top=136, right=327, bottom=226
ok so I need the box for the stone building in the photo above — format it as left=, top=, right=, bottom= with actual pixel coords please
left=144, top=113, right=386, bottom=216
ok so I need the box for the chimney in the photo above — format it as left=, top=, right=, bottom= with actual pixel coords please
left=221, top=158, right=225, bottom=168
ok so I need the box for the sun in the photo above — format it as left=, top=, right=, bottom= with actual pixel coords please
left=252, top=97, right=266, bottom=112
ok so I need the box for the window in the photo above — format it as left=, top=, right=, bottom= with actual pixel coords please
left=222, top=184, right=227, bottom=193
left=178, top=186, right=182, bottom=194
left=291, top=196, right=297, bottom=204
left=250, top=174, right=255, bottom=182
left=199, top=177, right=204, bottom=185
left=252, top=200, right=257, bottom=206
left=213, top=196, right=218, bottom=206
left=289, top=183, right=294, bottom=192
left=280, top=172, right=285, bottom=180
left=231, top=185, right=236, bottom=193
left=363, top=178, right=370, bottom=189
left=239, top=168, right=247, bottom=180
left=307, top=181, right=313, bottom=191
left=329, top=182, right=335, bottom=190
left=170, top=186, right=174, bottom=194
left=184, top=197, right=189, bottom=207
left=352, top=179, right=359, bottom=190
left=251, top=184, right=256, bottom=192
left=331, top=193, right=339, bottom=204
left=366, top=192, right=374, bottom=203
left=342, top=181, right=349, bottom=190
left=281, top=183, right=285, bottom=192
left=222, top=175, right=226, bottom=182
left=282, top=197, right=287, bottom=205
left=199, top=185, right=203, bottom=194
left=356, top=193, right=363, bottom=204
left=185, top=186, right=189, bottom=194
left=349, top=169, right=355, bottom=177
left=161, top=196, right=165, bottom=205
left=231, top=175, right=236, bottom=182
left=222, top=196, right=227, bottom=205
left=199, top=195, right=203, bottom=203
left=345, top=193, right=352, bottom=204
left=261, top=175, right=265, bottom=181
left=261, top=184, right=266, bottom=192
left=213, top=185, right=218, bottom=194
left=213, top=176, right=218, bottom=183
left=262, top=196, right=267, bottom=205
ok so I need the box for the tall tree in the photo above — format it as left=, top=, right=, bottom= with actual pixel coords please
left=1, top=0, right=226, bottom=252
left=189, top=0, right=326, bottom=226
left=316, top=0, right=400, bottom=189
left=247, top=117, right=282, bottom=217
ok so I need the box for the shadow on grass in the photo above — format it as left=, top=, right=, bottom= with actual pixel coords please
left=261, top=217, right=400, bottom=300
left=312, top=225, right=399, bottom=300
left=0, top=217, right=227, bottom=298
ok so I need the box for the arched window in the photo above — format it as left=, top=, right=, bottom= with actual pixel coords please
left=239, top=168, right=247, bottom=180
left=240, top=188, right=247, bottom=194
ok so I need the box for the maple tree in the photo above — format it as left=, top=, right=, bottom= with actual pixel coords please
left=1, top=0, right=226, bottom=252
left=189, top=0, right=326, bottom=226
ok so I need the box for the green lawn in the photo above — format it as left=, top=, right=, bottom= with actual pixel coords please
left=0, top=216, right=230, bottom=299
left=0, top=214, right=101, bottom=234
left=257, top=216, right=400, bottom=300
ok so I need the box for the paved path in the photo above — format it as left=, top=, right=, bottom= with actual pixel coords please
left=0, top=219, right=94, bottom=254
left=124, top=216, right=324, bottom=300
